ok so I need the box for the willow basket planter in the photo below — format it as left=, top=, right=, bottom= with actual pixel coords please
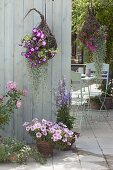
left=36, top=141, right=53, bottom=157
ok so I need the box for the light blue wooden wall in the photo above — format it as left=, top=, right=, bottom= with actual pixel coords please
left=0, top=0, right=71, bottom=142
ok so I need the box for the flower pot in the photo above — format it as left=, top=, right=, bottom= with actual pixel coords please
left=90, top=101, right=101, bottom=110
left=36, top=141, right=53, bottom=157
left=102, top=96, right=113, bottom=110
left=8, top=153, right=17, bottom=162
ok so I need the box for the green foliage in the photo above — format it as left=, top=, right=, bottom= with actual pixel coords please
left=0, top=88, right=24, bottom=128
left=72, top=0, right=90, bottom=33
left=0, top=137, right=46, bottom=164
left=98, top=80, right=113, bottom=96
left=94, top=0, right=113, bottom=64
left=56, top=106, right=75, bottom=130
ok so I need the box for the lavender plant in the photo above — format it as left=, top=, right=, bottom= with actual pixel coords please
left=55, top=78, right=75, bottom=130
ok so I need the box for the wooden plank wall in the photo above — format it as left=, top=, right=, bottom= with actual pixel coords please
left=0, top=0, right=71, bottom=142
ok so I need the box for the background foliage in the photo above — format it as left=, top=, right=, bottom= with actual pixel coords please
left=72, top=0, right=113, bottom=69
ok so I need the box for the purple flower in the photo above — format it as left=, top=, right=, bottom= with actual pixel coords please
left=33, top=37, right=37, bottom=41
left=42, top=58, right=46, bottom=62
left=32, top=28, right=37, bottom=33
left=35, top=47, right=39, bottom=50
left=42, top=41, right=46, bottom=46
left=37, top=32, right=41, bottom=37
left=55, top=77, right=72, bottom=108
left=30, top=48, right=35, bottom=52
left=40, top=33, right=45, bottom=39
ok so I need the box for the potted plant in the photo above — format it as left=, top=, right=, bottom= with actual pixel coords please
left=23, top=118, right=77, bottom=155
left=89, top=96, right=101, bottom=110
left=0, top=81, right=27, bottom=129
left=54, top=77, right=75, bottom=130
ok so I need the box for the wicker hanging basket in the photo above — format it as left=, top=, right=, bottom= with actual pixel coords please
left=78, top=7, right=100, bottom=44
left=24, top=8, right=57, bottom=50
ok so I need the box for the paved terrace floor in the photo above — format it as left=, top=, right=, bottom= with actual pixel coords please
left=1, top=109, right=113, bottom=170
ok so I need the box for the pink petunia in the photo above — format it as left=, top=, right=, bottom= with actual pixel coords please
left=36, top=132, right=42, bottom=138
left=23, top=122, right=29, bottom=127
left=26, top=126, right=31, bottom=131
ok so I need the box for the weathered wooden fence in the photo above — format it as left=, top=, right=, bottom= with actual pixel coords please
left=0, top=0, right=71, bottom=142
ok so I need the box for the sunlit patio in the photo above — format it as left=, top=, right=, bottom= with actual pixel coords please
left=0, top=108, right=113, bottom=170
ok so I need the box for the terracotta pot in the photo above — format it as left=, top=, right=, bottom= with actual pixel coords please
left=36, top=141, right=53, bottom=157
left=8, top=153, right=17, bottom=162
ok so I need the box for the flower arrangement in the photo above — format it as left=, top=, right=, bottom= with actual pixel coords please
left=20, top=28, right=57, bottom=68
left=0, top=81, right=27, bottom=128
left=23, top=118, right=76, bottom=150
left=78, top=8, right=107, bottom=82
left=20, top=9, right=57, bottom=92
left=54, top=77, right=75, bottom=130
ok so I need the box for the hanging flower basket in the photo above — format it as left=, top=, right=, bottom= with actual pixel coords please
left=36, top=141, right=53, bottom=157
left=20, top=8, right=57, bottom=68
left=78, top=7, right=100, bottom=47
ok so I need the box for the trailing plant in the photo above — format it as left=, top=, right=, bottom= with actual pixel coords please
left=0, top=137, right=46, bottom=164
left=55, top=77, right=75, bottom=130
left=0, top=81, right=27, bottom=128
left=20, top=9, right=57, bottom=91
left=78, top=7, right=106, bottom=82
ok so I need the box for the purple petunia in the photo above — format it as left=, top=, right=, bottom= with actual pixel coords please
left=20, top=27, right=57, bottom=68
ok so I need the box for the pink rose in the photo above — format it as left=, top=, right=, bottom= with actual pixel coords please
left=22, top=89, right=28, bottom=96
left=16, top=101, right=22, bottom=108
left=6, top=81, right=17, bottom=91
